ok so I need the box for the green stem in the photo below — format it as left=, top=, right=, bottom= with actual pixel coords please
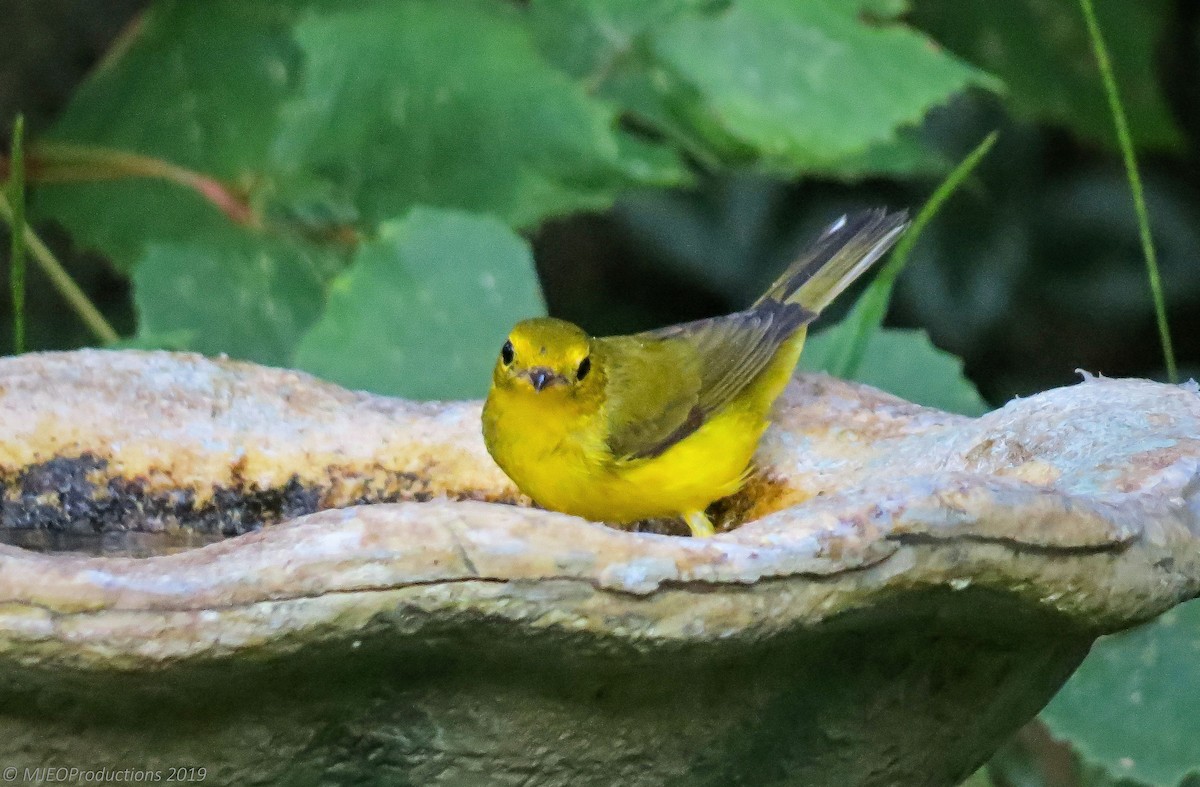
left=7, top=115, right=26, bottom=354
left=1078, top=0, right=1176, bottom=382
left=0, top=192, right=120, bottom=346
left=835, top=131, right=998, bottom=378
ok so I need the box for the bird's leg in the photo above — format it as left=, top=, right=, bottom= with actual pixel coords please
left=683, top=510, right=715, bottom=538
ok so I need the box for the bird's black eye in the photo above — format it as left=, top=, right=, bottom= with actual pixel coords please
left=576, top=356, right=591, bottom=381
left=501, top=341, right=514, bottom=365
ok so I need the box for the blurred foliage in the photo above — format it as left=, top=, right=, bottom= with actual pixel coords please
left=1040, top=602, right=1200, bottom=786
left=1, top=0, right=1200, bottom=784
left=912, top=0, right=1183, bottom=151
left=985, top=602, right=1200, bottom=787
left=24, top=0, right=988, bottom=399
left=529, top=0, right=992, bottom=172
left=294, top=209, right=544, bottom=398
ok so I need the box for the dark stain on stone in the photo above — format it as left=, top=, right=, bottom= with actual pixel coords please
left=196, top=476, right=323, bottom=537
left=0, top=453, right=494, bottom=556
left=0, top=453, right=320, bottom=539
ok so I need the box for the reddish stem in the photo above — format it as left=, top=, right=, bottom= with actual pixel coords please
left=1, top=143, right=258, bottom=227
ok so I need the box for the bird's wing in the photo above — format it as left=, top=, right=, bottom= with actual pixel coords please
left=601, top=301, right=811, bottom=461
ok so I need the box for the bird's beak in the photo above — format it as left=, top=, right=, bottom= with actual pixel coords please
left=526, top=368, right=560, bottom=392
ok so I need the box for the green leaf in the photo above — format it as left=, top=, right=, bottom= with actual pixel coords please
left=910, top=0, right=1183, bottom=151
left=653, top=0, right=990, bottom=168
left=133, top=228, right=327, bottom=366
left=800, top=324, right=988, bottom=415
left=1039, top=599, right=1200, bottom=786
left=533, top=0, right=994, bottom=175
left=36, top=181, right=247, bottom=274
left=293, top=208, right=545, bottom=400
left=46, top=3, right=301, bottom=179
left=273, top=0, right=684, bottom=228
left=34, top=2, right=304, bottom=266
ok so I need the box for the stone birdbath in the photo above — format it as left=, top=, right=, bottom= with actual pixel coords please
left=0, top=350, right=1197, bottom=786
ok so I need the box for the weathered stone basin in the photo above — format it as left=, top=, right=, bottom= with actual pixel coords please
left=0, top=351, right=1197, bottom=786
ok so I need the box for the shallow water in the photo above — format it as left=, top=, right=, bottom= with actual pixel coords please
left=0, top=528, right=226, bottom=557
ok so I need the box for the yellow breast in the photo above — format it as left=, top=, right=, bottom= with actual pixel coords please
left=481, top=333, right=804, bottom=525
left=484, top=392, right=763, bottom=522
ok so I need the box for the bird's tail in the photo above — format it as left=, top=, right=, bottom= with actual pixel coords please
left=755, top=208, right=909, bottom=313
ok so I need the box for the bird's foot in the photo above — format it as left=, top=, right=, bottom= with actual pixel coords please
left=683, top=510, right=715, bottom=538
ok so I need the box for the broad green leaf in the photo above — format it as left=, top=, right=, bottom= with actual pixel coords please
left=35, top=2, right=303, bottom=267
left=653, top=0, right=990, bottom=168
left=526, top=0, right=694, bottom=83
left=36, top=181, right=246, bottom=274
left=801, top=323, right=988, bottom=415
left=133, top=228, right=327, bottom=366
left=294, top=208, right=545, bottom=400
left=911, top=0, right=1182, bottom=151
left=532, top=0, right=994, bottom=175
left=273, top=0, right=684, bottom=229
left=1039, top=599, right=1200, bottom=786
left=47, top=3, right=300, bottom=178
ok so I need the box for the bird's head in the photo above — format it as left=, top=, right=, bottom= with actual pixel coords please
left=491, top=317, right=603, bottom=404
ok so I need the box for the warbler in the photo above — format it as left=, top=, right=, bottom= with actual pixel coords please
left=482, top=209, right=908, bottom=537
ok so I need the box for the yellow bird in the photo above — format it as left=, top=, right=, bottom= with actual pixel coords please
left=482, top=209, right=908, bottom=537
